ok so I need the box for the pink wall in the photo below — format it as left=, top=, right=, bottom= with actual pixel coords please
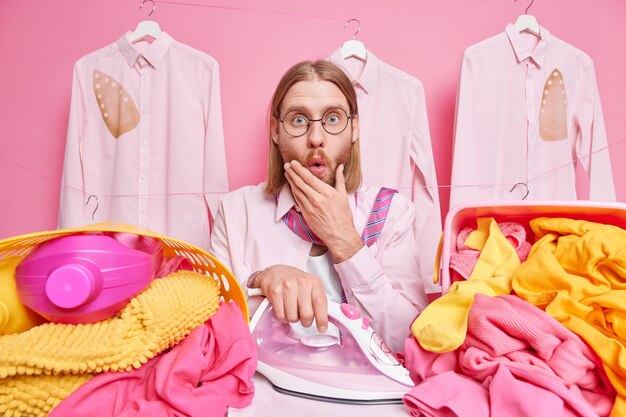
left=0, top=0, right=624, bottom=239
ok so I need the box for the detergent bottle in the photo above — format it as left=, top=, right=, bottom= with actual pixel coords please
left=15, top=234, right=161, bottom=324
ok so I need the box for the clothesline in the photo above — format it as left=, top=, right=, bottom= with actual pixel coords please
left=2, top=136, right=624, bottom=198
left=153, top=0, right=499, bottom=22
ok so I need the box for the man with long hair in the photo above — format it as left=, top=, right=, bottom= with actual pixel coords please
left=210, top=60, right=426, bottom=352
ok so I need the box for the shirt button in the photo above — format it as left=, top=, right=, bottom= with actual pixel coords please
left=141, top=175, right=146, bottom=179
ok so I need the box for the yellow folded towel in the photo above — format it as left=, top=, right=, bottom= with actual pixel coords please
left=0, top=270, right=220, bottom=416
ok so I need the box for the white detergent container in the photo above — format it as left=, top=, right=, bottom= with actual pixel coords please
left=249, top=298, right=414, bottom=404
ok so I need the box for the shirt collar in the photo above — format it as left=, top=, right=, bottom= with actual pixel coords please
left=504, top=23, right=550, bottom=68
left=328, top=47, right=378, bottom=94
left=275, top=184, right=297, bottom=222
left=117, top=31, right=174, bottom=69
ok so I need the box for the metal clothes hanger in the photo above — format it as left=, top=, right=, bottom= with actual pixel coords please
left=341, top=18, right=367, bottom=61
left=141, top=0, right=156, bottom=19
left=509, top=182, right=530, bottom=200
left=524, top=0, right=535, bottom=14
left=514, top=0, right=540, bottom=37
left=86, top=195, right=99, bottom=221
left=129, top=0, right=162, bottom=43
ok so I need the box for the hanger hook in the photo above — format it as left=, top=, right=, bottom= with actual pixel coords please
left=508, top=182, right=530, bottom=200
left=343, top=18, right=361, bottom=40
left=514, top=0, right=535, bottom=15
left=86, top=195, right=99, bottom=221
left=140, top=0, right=156, bottom=20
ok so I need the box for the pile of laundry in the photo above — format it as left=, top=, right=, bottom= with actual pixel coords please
left=406, top=217, right=626, bottom=417
left=0, top=231, right=256, bottom=417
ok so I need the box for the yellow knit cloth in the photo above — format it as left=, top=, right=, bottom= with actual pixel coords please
left=0, top=270, right=220, bottom=416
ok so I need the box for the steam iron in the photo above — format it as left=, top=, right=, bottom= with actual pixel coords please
left=250, top=298, right=414, bottom=404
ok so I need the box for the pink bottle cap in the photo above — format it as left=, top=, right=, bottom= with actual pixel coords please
left=45, top=264, right=97, bottom=309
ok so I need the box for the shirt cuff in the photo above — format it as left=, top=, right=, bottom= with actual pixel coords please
left=333, top=245, right=382, bottom=290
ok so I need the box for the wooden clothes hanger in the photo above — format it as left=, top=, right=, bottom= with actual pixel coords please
left=514, top=0, right=541, bottom=37
left=129, top=0, right=162, bottom=43
left=341, top=19, right=367, bottom=61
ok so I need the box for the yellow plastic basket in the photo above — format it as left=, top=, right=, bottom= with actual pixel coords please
left=0, top=222, right=248, bottom=322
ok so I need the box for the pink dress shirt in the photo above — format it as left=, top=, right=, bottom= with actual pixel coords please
left=328, top=49, right=442, bottom=294
left=58, top=32, right=228, bottom=250
left=450, top=24, right=616, bottom=209
left=209, top=183, right=427, bottom=353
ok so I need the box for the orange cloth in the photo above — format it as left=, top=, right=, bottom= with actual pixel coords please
left=513, top=217, right=626, bottom=417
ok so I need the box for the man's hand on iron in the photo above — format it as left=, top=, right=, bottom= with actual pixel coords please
left=249, top=265, right=329, bottom=333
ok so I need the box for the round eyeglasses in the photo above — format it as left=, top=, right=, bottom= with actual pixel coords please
left=278, top=107, right=353, bottom=137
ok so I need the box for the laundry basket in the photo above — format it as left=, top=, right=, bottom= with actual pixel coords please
left=434, top=201, right=626, bottom=293
left=0, top=222, right=248, bottom=321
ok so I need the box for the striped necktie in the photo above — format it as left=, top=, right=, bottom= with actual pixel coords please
left=282, top=187, right=397, bottom=247
left=360, top=187, right=397, bottom=246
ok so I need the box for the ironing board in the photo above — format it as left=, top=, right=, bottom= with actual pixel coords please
left=228, top=373, right=408, bottom=417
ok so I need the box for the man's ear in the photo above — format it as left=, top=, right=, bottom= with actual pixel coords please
left=270, top=116, right=280, bottom=144
left=350, top=114, right=359, bottom=143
